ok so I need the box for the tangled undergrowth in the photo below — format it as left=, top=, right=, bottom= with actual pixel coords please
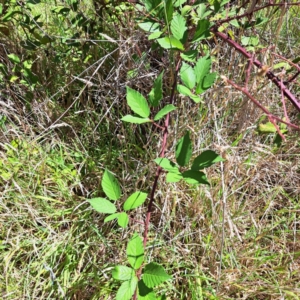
left=1, top=0, right=300, bottom=299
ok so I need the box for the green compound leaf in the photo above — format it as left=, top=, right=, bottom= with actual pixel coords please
left=116, top=276, right=138, bottom=300
left=121, top=115, right=152, bottom=124
left=102, top=169, right=121, bottom=201
left=149, top=71, right=164, bottom=107
left=126, top=87, right=150, bottom=118
left=157, top=36, right=184, bottom=51
left=138, top=279, right=156, bottom=299
left=171, top=13, right=187, bottom=41
left=123, top=191, right=148, bottom=211
left=180, top=62, right=196, bottom=89
left=182, top=170, right=210, bottom=185
left=166, top=172, right=182, bottom=183
left=127, top=233, right=144, bottom=270
left=112, top=265, right=135, bottom=281
left=118, top=212, right=129, bottom=228
left=143, top=262, right=172, bottom=288
left=154, top=104, right=177, bottom=121
left=89, top=197, right=117, bottom=214
left=191, top=150, right=225, bottom=170
left=104, top=213, right=119, bottom=223
left=154, top=158, right=179, bottom=173
left=176, top=131, right=192, bottom=167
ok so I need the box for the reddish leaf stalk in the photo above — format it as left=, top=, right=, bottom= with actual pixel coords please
left=142, top=60, right=181, bottom=248
left=133, top=60, right=182, bottom=300
left=245, top=55, right=254, bottom=89
left=216, top=2, right=300, bottom=25
left=280, top=76, right=290, bottom=123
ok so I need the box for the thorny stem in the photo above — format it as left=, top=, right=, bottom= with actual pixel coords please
left=212, top=29, right=300, bottom=112
left=216, top=2, right=300, bottom=25
left=245, top=55, right=254, bottom=89
left=133, top=59, right=182, bottom=300
left=280, top=76, right=290, bottom=123
left=223, top=76, right=300, bottom=137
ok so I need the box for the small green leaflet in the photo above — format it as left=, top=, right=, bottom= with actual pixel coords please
left=138, top=279, right=156, bottom=299
left=273, top=62, right=290, bottom=70
left=191, top=150, right=225, bottom=170
left=121, top=115, right=152, bottom=124
left=177, top=84, right=202, bottom=102
left=154, top=104, right=177, bottom=121
left=182, top=170, right=210, bottom=185
left=127, top=233, right=144, bottom=270
left=197, top=3, right=206, bottom=18
left=241, top=36, right=259, bottom=46
left=104, top=213, right=119, bottom=223
left=257, top=121, right=287, bottom=134
left=192, top=19, right=210, bottom=42
left=190, top=94, right=203, bottom=103
left=230, top=19, right=240, bottom=28
left=2, top=10, right=21, bottom=22
left=166, top=172, right=182, bottom=183
left=165, top=0, right=174, bottom=22
left=203, top=72, right=217, bottom=89
left=194, top=56, right=216, bottom=94
left=174, top=0, right=187, bottom=7
left=154, top=158, right=179, bottom=173
left=143, top=262, right=172, bottom=288
left=157, top=36, right=184, bottom=51
left=89, top=197, right=117, bottom=214
left=112, top=266, right=135, bottom=281
left=194, top=56, right=211, bottom=85
left=149, top=72, right=163, bottom=107
left=181, top=5, right=192, bottom=16
left=138, top=21, right=160, bottom=32
left=123, top=191, right=148, bottom=211
left=171, top=13, right=187, bottom=41
left=180, top=62, right=196, bottom=89
left=102, top=169, right=121, bottom=201
left=118, top=212, right=129, bottom=228
left=176, top=131, right=192, bottom=167
left=149, top=31, right=162, bottom=40
left=126, top=87, right=150, bottom=118
left=7, top=53, right=20, bottom=64
left=116, top=277, right=138, bottom=300
left=181, top=50, right=197, bottom=62
left=177, top=84, right=193, bottom=97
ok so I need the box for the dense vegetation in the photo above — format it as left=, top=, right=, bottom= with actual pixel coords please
left=0, top=0, right=300, bottom=299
